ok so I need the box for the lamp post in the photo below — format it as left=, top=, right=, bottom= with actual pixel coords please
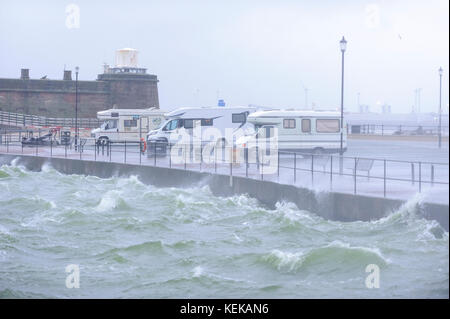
left=339, top=36, right=347, bottom=174
left=75, top=66, right=79, bottom=151
left=438, top=67, right=443, bottom=148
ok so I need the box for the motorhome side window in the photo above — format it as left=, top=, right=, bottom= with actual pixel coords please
left=124, top=119, right=137, bottom=127
left=232, top=113, right=246, bottom=123
left=301, top=119, right=311, bottom=133
left=316, top=119, right=340, bottom=133
left=184, top=119, right=194, bottom=129
left=283, top=119, right=296, bottom=129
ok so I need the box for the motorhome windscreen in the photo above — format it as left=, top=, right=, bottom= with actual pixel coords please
left=101, top=119, right=118, bottom=130
left=163, top=120, right=179, bottom=131
left=316, top=119, right=340, bottom=133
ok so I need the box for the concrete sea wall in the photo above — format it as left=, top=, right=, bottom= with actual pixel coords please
left=1, top=154, right=448, bottom=231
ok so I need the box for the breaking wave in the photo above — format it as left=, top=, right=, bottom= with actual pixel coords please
left=261, top=241, right=390, bottom=274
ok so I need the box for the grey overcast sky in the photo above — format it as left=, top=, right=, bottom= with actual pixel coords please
left=0, top=0, right=448, bottom=112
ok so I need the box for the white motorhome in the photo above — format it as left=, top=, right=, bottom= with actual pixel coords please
left=236, top=109, right=347, bottom=154
left=146, top=106, right=269, bottom=154
left=91, top=108, right=166, bottom=143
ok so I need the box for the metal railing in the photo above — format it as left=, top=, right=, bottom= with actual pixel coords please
left=0, top=132, right=448, bottom=201
left=0, top=110, right=100, bottom=128
left=347, top=123, right=449, bottom=136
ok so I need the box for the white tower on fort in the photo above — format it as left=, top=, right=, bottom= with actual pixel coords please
left=115, top=48, right=138, bottom=68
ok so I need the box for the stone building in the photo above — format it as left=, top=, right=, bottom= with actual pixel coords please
left=0, top=49, right=159, bottom=118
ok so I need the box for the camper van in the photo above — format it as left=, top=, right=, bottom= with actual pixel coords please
left=146, top=106, right=268, bottom=155
left=91, top=108, right=166, bottom=143
left=236, top=110, right=347, bottom=154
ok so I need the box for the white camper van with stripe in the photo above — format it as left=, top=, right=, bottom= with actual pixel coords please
left=236, top=109, right=347, bottom=154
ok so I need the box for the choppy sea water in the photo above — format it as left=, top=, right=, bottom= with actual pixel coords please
left=0, top=162, right=448, bottom=298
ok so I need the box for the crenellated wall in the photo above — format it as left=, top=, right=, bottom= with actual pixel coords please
left=0, top=70, right=159, bottom=118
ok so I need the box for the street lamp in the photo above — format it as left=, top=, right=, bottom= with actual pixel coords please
left=75, top=66, right=79, bottom=151
left=438, top=67, right=443, bottom=148
left=339, top=36, right=347, bottom=174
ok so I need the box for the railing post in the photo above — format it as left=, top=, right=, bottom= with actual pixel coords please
left=50, top=139, right=52, bottom=157
left=277, top=150, right=280, bottom=180
left=169, top=143, right=172, bottom=168
left=354, top=157, right=357, bottom=194
left=6, top=135, right=8, bottom=153
left=65, top=143, right=67, bottom=158
left=154, top=142, right=157, bottom=166
left=431, top=164, right=434, bottom=187
left=245, top=146, right=248, bottom=178
left=109, top=142, right=112, bottom=162
left=261, top=151, right=264, bottom=181
left=311, top=154, right=314, bottom=186
left=230, top=150, right=233, bottom=178
left=411, top=163, right=415, bottom=185
left=330, top=155, right=333, bottom=189
left=124, top=140, right=127, bottom=163
left=184, top=144, right=187, bottom=170
left=139, top=140, right=141, bottom=165
left=214, top=146, right=217, bottom=173
left=294, top=153, right=296, bottom=183
left=95, top=139, right=97, bottom=161
left=200, top=143, right=202, bottom=172
left=383, top=159, right=386, bottom=198
left=419, top=161, right=422, bottom=193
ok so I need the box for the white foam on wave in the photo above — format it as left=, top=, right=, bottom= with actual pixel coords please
left=20, top=210, right=61, bottom=228
left=116, top=175, right=144, bottom=188
left=95, top=190, right=122, bottom=212
left=0, top=224, right=11, bottom=235
left=416, top=219, right=449, bottom=242
left=326, top=240, right=391, bottom=264
left=267, top=249, right=305, bottom=272
left=265, top=240, right=391, bottom=272
left=192, top=266, right=204, bottom=278
left=273, top=201, right=317, bottom=224
left=4, top=160, right=27, bottom=173
left=10, top=157, right=20, bottom=167
left=372, top=192, right=425, bottom=225
left=41, top=162, right=54, bottom=173
left=232, top=233, right=243, bottom=242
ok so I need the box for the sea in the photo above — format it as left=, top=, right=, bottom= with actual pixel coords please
left=0, top=162, right=448, bottom=298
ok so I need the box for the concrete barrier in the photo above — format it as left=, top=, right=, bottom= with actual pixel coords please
left=1, top=154, right=448, bottom=231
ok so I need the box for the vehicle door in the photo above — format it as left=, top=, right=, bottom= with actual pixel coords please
left=162, top=119, right=182, bottom=145
left=255, top=125, right=275, bottom=155
left=299, top=118, right=313, bottom=150
left=103, top=119, right=119, bottom=141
